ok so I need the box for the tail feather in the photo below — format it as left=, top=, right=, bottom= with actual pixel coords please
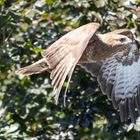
left=15, top=58, right=48, bottom=76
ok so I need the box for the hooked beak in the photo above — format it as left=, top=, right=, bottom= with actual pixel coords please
left=129, top=41, right=137, bottom=47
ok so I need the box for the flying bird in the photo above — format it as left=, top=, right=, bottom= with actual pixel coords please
left=15, top=23, right=140, bottom=123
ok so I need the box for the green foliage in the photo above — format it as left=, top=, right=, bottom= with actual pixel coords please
left=0, top=0, right=140, bottom=139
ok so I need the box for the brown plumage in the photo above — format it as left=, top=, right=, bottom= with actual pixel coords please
left=16, top=22, right=140, bottom=123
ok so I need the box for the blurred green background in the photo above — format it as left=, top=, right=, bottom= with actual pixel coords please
left=1, top=0, right=140, bottom=139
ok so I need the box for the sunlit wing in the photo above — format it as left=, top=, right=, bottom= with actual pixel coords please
left=41, top=23, right=100, bottom=103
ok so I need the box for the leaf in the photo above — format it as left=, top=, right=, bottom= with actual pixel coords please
left=46, top=0, right=53, bottom=5
left=33, top=48, right=44, bottom=53
left=0, top=0, right=4, bottom=6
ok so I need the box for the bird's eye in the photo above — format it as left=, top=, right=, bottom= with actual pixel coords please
left=119, top=38, right=126, bottom=42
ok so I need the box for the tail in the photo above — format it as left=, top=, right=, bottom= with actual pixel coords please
left=15, top=58, right=48, bottom=76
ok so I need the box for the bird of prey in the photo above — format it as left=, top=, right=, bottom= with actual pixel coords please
left=15, top=23, right=140, bottom=123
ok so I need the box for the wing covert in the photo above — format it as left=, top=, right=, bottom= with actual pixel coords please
left=81, top=48, right=140, bottom=123
left=98, top=50, right=140, bottom=123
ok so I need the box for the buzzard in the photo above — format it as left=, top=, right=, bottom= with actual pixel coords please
left=16, top=23, right=140, bottom=123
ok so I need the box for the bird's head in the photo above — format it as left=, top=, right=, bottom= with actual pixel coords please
left=97, top=33, right=137, bottom=58
left=99, top=34, right=133, bottom=47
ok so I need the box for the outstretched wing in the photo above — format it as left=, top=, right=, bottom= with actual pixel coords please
left=41, top=23, right=100, bottom=103
left=80, top=48, right=140, bottom=123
